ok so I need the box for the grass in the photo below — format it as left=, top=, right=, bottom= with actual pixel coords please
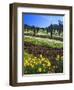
left=24, top=36, right=63, bottom=48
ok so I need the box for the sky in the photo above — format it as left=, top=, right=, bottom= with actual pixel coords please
left=23, top=14, right=63, bottom=28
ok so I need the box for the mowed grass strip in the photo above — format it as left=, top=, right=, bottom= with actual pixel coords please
left=24, top=36, right=63, bottom=48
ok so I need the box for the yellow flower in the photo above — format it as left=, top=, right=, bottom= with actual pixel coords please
left=38, top=68, right=42, bottom=72
left=56, top=55, right=60, bottom=61
left=39, top=61, right=42, bottom=64
left=40, top=54, right=42, bottom=58
left=24, top=60, right=30, bottom=66
left=24, top=60, right=28, bottom=65
left=47, top=61, right=51, bottom=66
left=41, top=58, right=45, bottom=61
left=43, top=64, right=45, bottom=67
left=31, top=64, right=34, bottom=68
left=34, top=57, right=37, bottom=59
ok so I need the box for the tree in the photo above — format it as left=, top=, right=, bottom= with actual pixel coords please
left=45, top=27, right=49, bottom=34
left=24, top=24, right=28, bottom=32
left=48, top=24, right=53, bottom=38
left=31, top=26, right=36, bottom=36
left=52, top=24, right=59, bottom=34
left=24, top=24, right=31, bottom=32
left=58, top=20, right=63, bottom=36
left=36, top=27, right=39, bottom=33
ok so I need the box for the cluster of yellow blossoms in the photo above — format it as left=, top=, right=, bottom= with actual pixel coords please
left=24, top=52, right=63, bottom=74
left=24, top=52, right=51, bottom=74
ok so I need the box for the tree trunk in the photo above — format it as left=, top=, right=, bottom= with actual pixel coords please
left=58, top=30, right=61, bottom=36
left=37, top=29, right=39, bottom=33
left=50, top=30, right=52, bottom=38
left=47, top=29, right=48, bottom=34
left=33, top=29, right=36, bottom=36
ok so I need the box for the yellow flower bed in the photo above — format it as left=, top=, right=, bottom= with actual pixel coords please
left=24, top=52, right=52, bottom=74
left=24, top=52, right=63, bottom=74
